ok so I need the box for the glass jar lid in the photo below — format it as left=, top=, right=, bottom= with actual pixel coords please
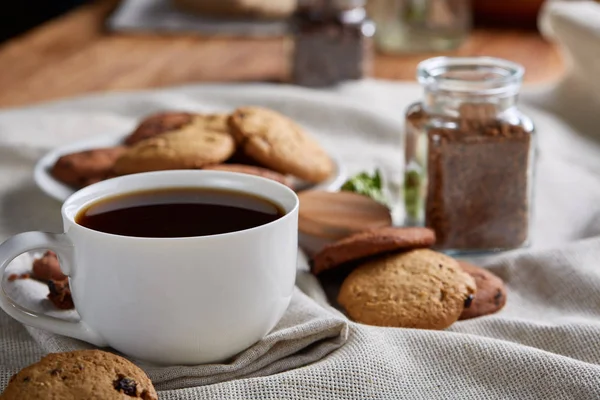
left=417, top=57, right=525, bottom=96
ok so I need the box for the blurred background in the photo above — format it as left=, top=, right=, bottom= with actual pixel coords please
left=1, top=0, right=595, bottom=107
left=0, top=0, right=550, bottom=43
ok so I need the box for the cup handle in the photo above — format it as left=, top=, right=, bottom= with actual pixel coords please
left=0, top=231, right=107, bottom=347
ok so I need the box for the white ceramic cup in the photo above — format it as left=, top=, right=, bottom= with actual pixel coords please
left=0, top=170, right=299, bottom=365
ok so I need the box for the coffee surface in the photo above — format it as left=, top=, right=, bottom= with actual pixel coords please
left=76, top=188, right=284, bottom=237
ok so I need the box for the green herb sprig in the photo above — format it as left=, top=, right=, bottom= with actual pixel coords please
left=341, top=169, right=388, bottom=206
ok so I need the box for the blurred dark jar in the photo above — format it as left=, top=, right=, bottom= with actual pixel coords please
left=291, top=0, right=375, bottom=87
left=472, top=0, right=545, bottom=29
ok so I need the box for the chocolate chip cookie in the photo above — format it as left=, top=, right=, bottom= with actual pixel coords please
left=311, top=226, right=436, bottom=275
left=1, top=350, right=157, bottom=399
left=50, top=146, right=126, bottom=188
left=338, top=249, right=476, bottom=330
left=124, top=111, right=195, bottom=145
left=458, top=261, right=507, bottom=320
left=203, top=163, right=294, bottom=188
left=114, top=116, right=235, bottom=175
left=228, top=106, right=334, bottom=183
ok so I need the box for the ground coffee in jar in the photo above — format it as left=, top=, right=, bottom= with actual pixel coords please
left=404, top=57, right=536, bottom=253
left=291, top=0, right=375, bottom=87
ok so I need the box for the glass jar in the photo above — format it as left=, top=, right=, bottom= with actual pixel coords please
left=291, top=0, right=375, bottom=87
left=403, top=57, right=536, bottom=253
left=367, top=0, right=471, bottom=53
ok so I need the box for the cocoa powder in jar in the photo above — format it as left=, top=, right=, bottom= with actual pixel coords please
left=291, top=1, right=374, bottom=87
left=424, top=103, right=533, bottom=250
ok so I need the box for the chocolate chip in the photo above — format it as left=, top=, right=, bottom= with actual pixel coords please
left=494, top=289, right=503, bottom=306
left=114, top=375, right=137, bottom=397
left=49, top=368, right=62, bottom=376
left=23, top=377, right=30, bottom=382
left=439, top=264, right=443, bottom=269
left=464, top=294, right=474, bottom=308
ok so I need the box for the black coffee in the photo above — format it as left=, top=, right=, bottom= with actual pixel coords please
left=76, top=188, right=285, bottom=238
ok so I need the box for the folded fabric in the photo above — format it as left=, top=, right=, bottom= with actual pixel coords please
left=3, top=252, right=348, bottom=391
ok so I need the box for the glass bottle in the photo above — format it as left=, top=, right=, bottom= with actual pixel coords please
left=367, top=0, right=471, bottom=53
left=404, top=57, right=536, bottom=253
left=291, top=0, right=376, bottom=87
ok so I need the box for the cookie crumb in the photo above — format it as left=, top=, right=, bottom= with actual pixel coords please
left=7, top=273, right=30, bottom=282
left=47, top=279, right=74, bottom=310
left=32, top=251, right=66, bottom=281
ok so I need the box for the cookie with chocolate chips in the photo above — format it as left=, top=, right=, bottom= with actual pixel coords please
left=338, top=249, right=476, bottom=330
left=311, top=226, right=436, bottom=275
left=458, top=261, right=507, bottom=320
left=1, top=350, right=157, bottom=399
left=228, top=106, right=334, bottom=183
left=114, top=115, right=235, bottom=175
left=124, top=111, right=195, bottom=145
left=50, top=146, right=126, bottom=189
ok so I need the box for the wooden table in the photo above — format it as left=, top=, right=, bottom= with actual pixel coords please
left=0, top=0, right=564, bottom=108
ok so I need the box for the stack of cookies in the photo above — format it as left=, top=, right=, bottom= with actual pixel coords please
left=311, top=227, right=507, bottom=330
left=50, top=107, right=334, bottom=190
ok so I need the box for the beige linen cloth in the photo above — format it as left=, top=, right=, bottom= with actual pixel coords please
left=0, top=81, right=599, bottom=399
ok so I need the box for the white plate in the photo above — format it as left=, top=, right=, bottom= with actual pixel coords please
left=34, top=133, right=348, bottom=202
